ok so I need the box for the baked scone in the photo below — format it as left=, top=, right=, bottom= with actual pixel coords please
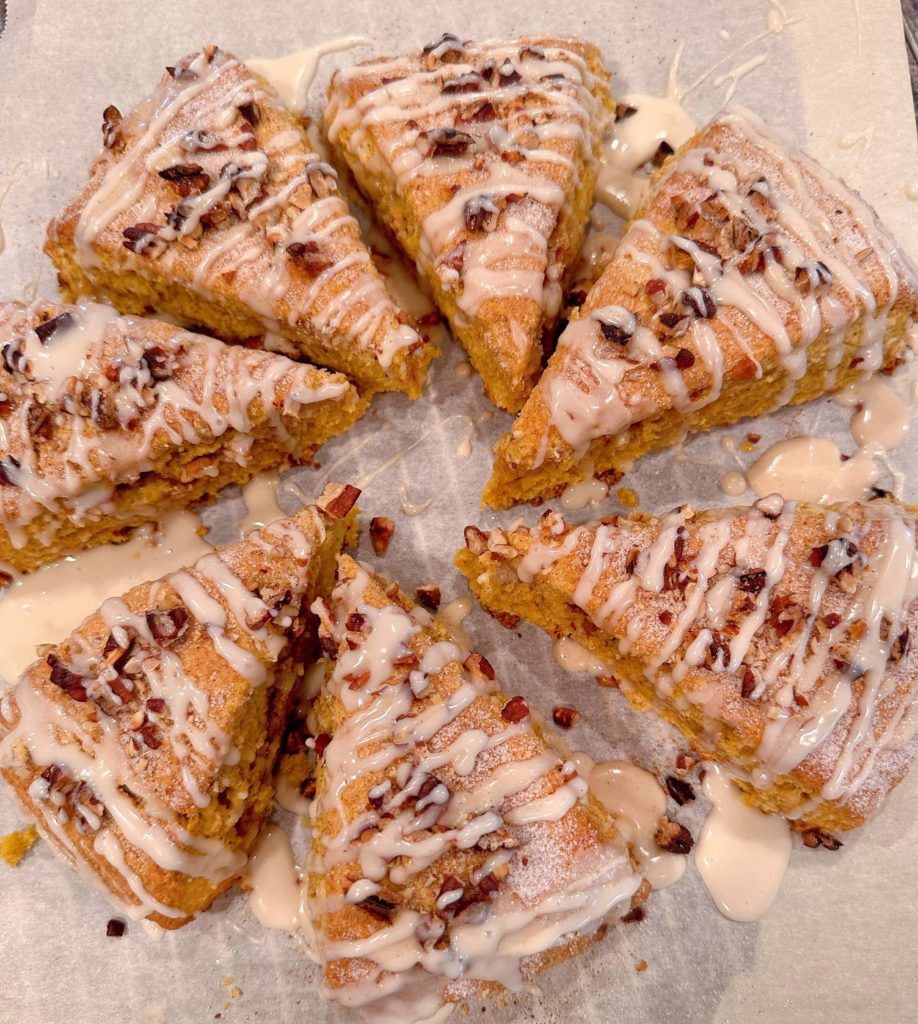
left=0, top=299, right=364, bottom=573
left=484, top=107, right=918, bottom=506
left=308, top=555, right=641, bottom=1020
left=457, top=497, right=918, bottom=832
left=326, top=35, right=615, bottom=412
left=0, top=483, right=359, bottom=927
left=45, top=45, right=435, bottom=397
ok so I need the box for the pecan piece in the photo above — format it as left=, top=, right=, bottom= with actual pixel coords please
left=34, top=312, right=75, bottom=344
left=500, top=695, right=529, bottom=723
left=800, top=827, right=843, bottom=850
left=415, top=584, right=441, bottom=611
left=424, top=127, right=475, bottom=158
left=145, top=607, right=190, bottom=646
left=552, top=705, right=578, bottom=729
left=664, top=775, right=696, bottom=805
left=102, top=105, right=123, bottom=149
left=369, top=516, right=395, bottom=557
left=655, top=815, right=694, bottom=854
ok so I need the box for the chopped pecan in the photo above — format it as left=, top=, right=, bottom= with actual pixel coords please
left=46, top=654, right=89, bottom=703
left=369, top=516, right=395, bottom=557
left=464, top=653, right=495, bottom=680
left=800, top=827, right=843, bottom=851
left=313, top=733, right=331, bottom=758
left=424, top=127, right=475, bottom=158
left=615, top=103, right=637, bottom=121
left=741, top=667, right=757, bottom=698
left=736, top=569, right=767, bottom=594
left=443, top=72, right=484, bottom=94
left=415, top=584, right=441, bottom=611
left=500, top=695, right=529, bottom=723
left=102, top=105, right=123, bottom=149
left=318, top=482, right=360, bottom=520
left=664, top=775, right=696, bottom=805
left=34, top=312, right=75, bottom=344
left=463, top=194, right=501, bottom=233
left=145, top=606, right=190, bottom=646
left=552, top=705, right=579, bottom=729
left=286, top=239, right=333, bottom=274
left=359, top=893, right=398, bottom=921
left=463, top=525, right=488, bottom=556
left=655, top=815, right=694, bottom=854
left=680, top=287, right=717, bottom=319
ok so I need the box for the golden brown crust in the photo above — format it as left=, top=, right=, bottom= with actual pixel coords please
left=45, top=46, right=435, bottom=397
left=326, top=36, right=615, bottom=412
left=485, top=108, right=918, bottom=507
left=0, top=496, right=356, bottom=926
left=457, top=500, right=918, bottom=830
left=308, top=554, right=638, bottom=1013
left=0, top=299, right=364, bottom=572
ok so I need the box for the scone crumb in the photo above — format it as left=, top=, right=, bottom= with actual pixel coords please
left=0, top=826, right=38, bottom=866
left=617, top=487, right=639, bottom=508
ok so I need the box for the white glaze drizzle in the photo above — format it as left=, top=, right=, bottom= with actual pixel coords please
left=0, top=300, right=348, bottom=544
left=528, top=106, right=916, bottom=471
left=308, top=560, right=638, bottom=1022
left=68, top=47, right=418, bottom=371
left=492, top=495, right=918, bottom=816
left=0, top=508, right=321, bottom=921
left=326, top=37, right=611, bottom=362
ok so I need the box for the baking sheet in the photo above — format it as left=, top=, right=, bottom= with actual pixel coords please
left=1, top=1, right=917, bottom=1022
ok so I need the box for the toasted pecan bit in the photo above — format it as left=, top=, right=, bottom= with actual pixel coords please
left=615, top=103, right=637, bottom=121
left=360, top=894, right=398, bottom=922
left=415, top=583, right=441, bottom=611
left=675, top=752, right=700, bottom=775
left=34, top=312, right=75, bottom=344
left=313, top=733, right=331, bottom=758
left=464, top=652, right=495, bottom=680
left=736, top=569, right=767, bottom=594
left=463, top=525, right=488, bottom=556
left=651, top=140, right=674, bottom=166
left=741, top=667, right=757, bottom=699
left=425, top=127, right=476, bottom=158
left=800, top=827, right=843, bottom=851
left=500, top=695, right=530, bottom=723
left=621, top=906, right=645, bottom=924
left=101, top=104, right=123, bottom=149
left=552, top=705, right=579, bottom=729
left=664, top=775, right=696, bottom=805
left=478, top=871, right=501, bottom=895
left=146, top=606, right=190, bottom=646
left=369, top=516, right=395, bottom=556
left=318, top=482, right=361, bottom=520
left=655, top=815, right=694, bottom=854
left=106, top=918, right=126, bottom=938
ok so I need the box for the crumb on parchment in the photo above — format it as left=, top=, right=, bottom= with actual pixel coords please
left=0, top=826, right=38, bottom=866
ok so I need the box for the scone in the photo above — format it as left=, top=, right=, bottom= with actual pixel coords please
left=45, top=45, right=436, bottom=397
left=326, top=35, right=615, bottom=412
left=0, top=483, right=359, bottom=927
left=0, top=299, right=364, bottom=573
left=457, top=497, right=918, bottom=832
left=484, top=107, right=918, bottom=507
left=307, top=555, right=641, bottom=1021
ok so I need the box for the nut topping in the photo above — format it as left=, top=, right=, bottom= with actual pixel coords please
left=552, top=705, right=579, bottom=729
left=655, top=815, right=694, bottom=854
left=34, top=312, right=75, bottom=344
left=500, top=695, right=530, bottom=723
left=145, top=606, right=190, bottom=646
left=369, top=516, right=396, bottom=557
left=415, top=583, right=441, bottom=611
left=424, top=127, right=476, bottom=158
left=101, top=105, right=123, bottom=149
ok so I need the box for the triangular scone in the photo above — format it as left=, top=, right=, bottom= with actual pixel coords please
left=45, top=45, right=435, bottom=397
left=0, top=299, right=365, bottom=573
left=484, top=107, right=918, bottom=506
left=0, top=484, right=359, bottom=927
left=457, top=497, right=918, bottom=832
left=308, top=555, right=640, bottom=1019
left=326, top=35, right=615, bottom=412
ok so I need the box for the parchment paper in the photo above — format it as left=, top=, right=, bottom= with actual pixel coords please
left=0, top=2, right=916, bottom=1023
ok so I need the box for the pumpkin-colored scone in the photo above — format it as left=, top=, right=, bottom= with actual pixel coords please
left=326, top=35, right=615, bottom=412
left=457, top=497, right=918, bottom=832
left=484, top=107, right=918, bottom=507
left=307, top=555, right=641, bottom=1020
left=45, top=45, right=435, bottom=397
left=0, top=299, right=366, bottom=573
left=0, top=483, right=360, bottom=927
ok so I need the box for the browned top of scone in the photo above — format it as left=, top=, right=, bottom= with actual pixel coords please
left=325, top=35, right=614, bottom=394
left=463, top=497, right=918, bottom=822
left=309, top=553, right=636, bottom=1007
left=491, top=107, right=918, bottom=474
left=0, top=504, right=334, bottom=826
left=0, top=298, right=353, bottom=528
left=45, top=45, right=426, bottom=380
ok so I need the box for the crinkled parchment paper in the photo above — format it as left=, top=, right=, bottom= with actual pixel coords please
left=0, top=2, right=916, bottom=1022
